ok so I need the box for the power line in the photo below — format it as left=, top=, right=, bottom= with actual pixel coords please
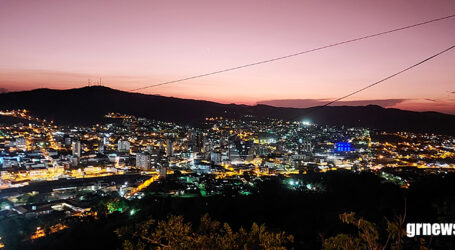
left=303, top=44, right=455, bottom=116
left=130, top=14, right=455, bottom=92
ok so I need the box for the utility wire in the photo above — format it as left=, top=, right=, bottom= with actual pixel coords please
left=130, top=14, right=455, bottom=92
left=302, top=44, right=455, bottom=116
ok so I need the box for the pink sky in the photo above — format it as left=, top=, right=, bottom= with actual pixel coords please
left=0, top=0, right=454, bottom=114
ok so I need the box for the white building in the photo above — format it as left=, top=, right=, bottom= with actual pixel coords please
left=72, top=141, right=81, bottom=157
left=117, top=140, right=131, bottom=153
left=136, top=153, right=151, bottom=170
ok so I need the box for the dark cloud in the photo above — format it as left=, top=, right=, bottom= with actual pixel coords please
left=257, top=98, right=408, bottom=108
left=425, top=98, right=437, bottom=102
left=0, top=88, right=8, bottom=93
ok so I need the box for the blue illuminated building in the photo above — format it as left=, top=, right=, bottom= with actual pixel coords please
left=336, top=142, right=351, bottom=152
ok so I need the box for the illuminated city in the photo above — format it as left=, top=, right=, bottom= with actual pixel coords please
left=1, top=0, right=455, bottom=249
left=0, top=108, right=454, bottom=248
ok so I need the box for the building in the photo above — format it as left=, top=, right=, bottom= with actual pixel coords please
left=70, top=156, right=79, bottom=167
left=300, top=140, right=313, bottom=153
left=98, top=138, right=105, bottom=154
left=258, top=132, right=277, bottom=144
left=136, top=152, right=151, bottom=170
left=166, top=139, right=173, bottom=157
left=117, top=140, right=130, bottom=153
left=336, top=142, right=352, bottom=152
left=159, top=165, right=167, bottom=179
left=234, top=140, right=253, bottom=160
left=64, top=137, right=72, bottom=147
left=210, top=151, right=222, bottom=164
left=72, top=141, right=81, bottom=157
left=228, top=145, right=241, bottom=162
left=15, top=137, right=27, bottom=149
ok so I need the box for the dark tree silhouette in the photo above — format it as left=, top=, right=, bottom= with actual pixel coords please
left=115, top=214, right=293, bottom=249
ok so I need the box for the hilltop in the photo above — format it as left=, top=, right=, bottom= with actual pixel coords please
left=0, top=86, right=454, bottom=135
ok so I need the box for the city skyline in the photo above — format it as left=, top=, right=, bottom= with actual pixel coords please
left=2, top=1, right=455, bottom=249
left=1, top=0, right=454, bottom=114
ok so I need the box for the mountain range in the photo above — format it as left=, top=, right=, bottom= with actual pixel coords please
left=0, top=86, right=454, bottom=135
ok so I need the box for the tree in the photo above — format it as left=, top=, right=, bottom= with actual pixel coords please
left=323, top=211, right=427, bottom=250
left=323, top=212, right=380, bottom=250
left=115, top=214, right=293, bottom=249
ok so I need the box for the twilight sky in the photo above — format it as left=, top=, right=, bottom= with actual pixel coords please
left=0, top=0, right=454, bottom=114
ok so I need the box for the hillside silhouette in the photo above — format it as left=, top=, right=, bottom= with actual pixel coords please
left=0, top=86, right=454, bottom=135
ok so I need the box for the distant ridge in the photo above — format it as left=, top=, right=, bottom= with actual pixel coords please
left=0, top=86, right=454, bottom=135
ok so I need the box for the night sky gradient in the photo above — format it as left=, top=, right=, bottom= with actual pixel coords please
left=0, top=0, right=454, bottom=114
